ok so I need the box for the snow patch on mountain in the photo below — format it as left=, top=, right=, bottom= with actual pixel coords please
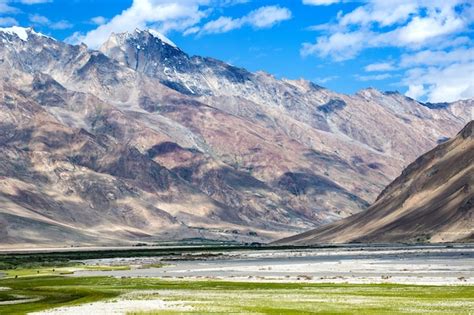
left=147, top=29, right=177, bottom=48
left=0, top=26, right=50, bottom=41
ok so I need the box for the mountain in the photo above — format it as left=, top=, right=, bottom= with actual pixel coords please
left=276, top=121, right=474, bottom=245
left=0, top=27, right=472, bottom=247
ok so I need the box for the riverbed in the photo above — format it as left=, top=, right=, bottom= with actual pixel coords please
left=74, top=244, right=474, bottom=285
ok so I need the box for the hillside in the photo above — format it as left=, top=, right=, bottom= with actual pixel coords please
left=276, top=121, right=474, bottom=244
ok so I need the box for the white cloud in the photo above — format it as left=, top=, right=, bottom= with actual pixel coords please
left=0, top=16, right=17, bottom=26
left=29, top=13, right=73, bottom=30
left=245, top=6, right=291, bottom=29
left=50, top=20, right=72, bottom=30
left=69, top=0, right=211, bottom=48
left=219, top=0, right=250, bottom=5
left=68, top=1, right=290, bottom=47
left=398, top=47, right=474, bottom=102
left=302, top=30, right=367, bottom=60
left=0, top=0, right=47, bottom=27
left=303, top=1, right=472, bottom=60
left=200, top=16, right=242, bottom=33
left=365, top=62, right=395, bottom=72
left=208, top=17, right=241, bottom=33
left=400, top=47, right=474, bottom=67
left=1, top=0, right=51, bottom=13
left=339, top=2, right=418, bottom=27
left=183, top=25, right=200, bottom=35
left=0, top=0, right=16, bottom=13
left=355, top=73, right=392, bottom=81
left=0, top=0, right=52, bottom=27
left=29, top=13, right=49, bottom=24
left=405, top=84, right=425, bottom=100
left=303, top=0, right=473, bottom=102
left=403, top=62, right=474, bottom=102
left=90, top=16, right=108, bottom=25
left=64, top=31, right=83, bottom=45
left=302, top=0, right=341, bottom=5
left=393, top=11, right=466, bottom=46
left=315, top=75, right=338, bottom=84
left=195, top=5, right=291, bottom=35
left=18, top=0, right=52, bottom=4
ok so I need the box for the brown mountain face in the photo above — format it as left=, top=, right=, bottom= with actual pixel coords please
left=276, top=121, right=474, bottom=245
left=0, top=27, right=472, bottom=247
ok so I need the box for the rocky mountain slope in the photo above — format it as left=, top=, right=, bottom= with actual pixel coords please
left=0, top=27, right=472, bottom=247
left=276, top=121, right=474, bottom=245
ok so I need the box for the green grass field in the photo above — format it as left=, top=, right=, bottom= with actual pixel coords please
left=0, top=275, right=473, bottom=314
left=3, top=265, right=131, bottom=278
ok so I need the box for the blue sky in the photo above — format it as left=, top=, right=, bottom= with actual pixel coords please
left=0, top=0, right=473, bottom=102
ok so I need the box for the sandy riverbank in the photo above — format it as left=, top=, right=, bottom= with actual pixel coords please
left=74, top=245, right=474, bottom=285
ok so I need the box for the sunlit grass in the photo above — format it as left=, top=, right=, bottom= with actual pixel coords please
left=0, top=276, right=472, bottom=314
left=4, top=265, right=131, bottom=278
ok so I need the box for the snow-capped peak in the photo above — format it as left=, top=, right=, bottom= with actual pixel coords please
left=133, top=28, right=177, bottom=48
left=0, top=26, right=50, bottom=41
left=147, top=29, right=177, bottom=48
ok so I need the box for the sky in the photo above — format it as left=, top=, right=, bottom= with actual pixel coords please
left=0, top=0, right=473, bottom=103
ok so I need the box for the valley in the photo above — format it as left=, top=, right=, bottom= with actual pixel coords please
left=0, top=0, right=473, bottom=313
left=0, top=245, right=473, bottom=314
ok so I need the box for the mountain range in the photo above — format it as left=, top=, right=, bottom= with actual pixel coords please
left=0, top=26, right=472, bottom=247
left=277, top=121, right=473, bottom=244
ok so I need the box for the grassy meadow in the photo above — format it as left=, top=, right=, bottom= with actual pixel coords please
left=0, top=247, right=473, bottom=314
left=0, top=275, right=473, bottom=314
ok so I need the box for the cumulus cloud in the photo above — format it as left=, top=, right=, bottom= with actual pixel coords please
left=403, top=62, right=474, bottom=102
left=0, top=0, right=50, bottom=11
left=219, top=0, right=250, bottom=5
left=405, top=84, right=425, bottom=100
left=392, top=12, right=466, bottom=46
left=0, top=0, right=50, bottom=27
left=355, top=73, right=392, bottom=81
left=69, top=1, right=291, bottom=47
left=400, top=47, right=474, bottom=67
left=199, top=16, right=241, bottom=34
left=69, top=0, right=211, bottom=48
left=29, top=13, right=73, bottom=30
left=303, top=0, right=474, bottom=102
left=302, top=0, right=341, bottom=5
left=50, top=20, right=73, bottom=30
left=182, top=25, right=200, bottom=35
left=365, top=62, right=395, bottom=72
left=195, top=5, right=291, bottom=35
left=302, top=30, right=368, bottom=60
left=303, top=0, right=472, bottom=60
left=246, top=5, right=291, bottom=28
left=0, top=0, right=16, bottom=14
left=0, top=16, right=17, bottom=26
left=315, top=75, right=338, bottom=84
left=18, top=0, right=52, bottom=4
left=339, top=2, right=417, bottom=27
left=29, top=13, right=49, bottom=24
left=90, top=16, right=108, bottom=25
left=399, top=46, right=474, bottom=102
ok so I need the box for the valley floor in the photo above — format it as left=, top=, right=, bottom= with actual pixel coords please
left=75, top=245, right=474, bottom=286
left=1, top=277, right=473, bottom=314
left=0, top=245, right=473, bottom=314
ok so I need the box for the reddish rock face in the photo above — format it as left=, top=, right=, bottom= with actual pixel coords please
left=0, top=28, right=472, bottom=247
